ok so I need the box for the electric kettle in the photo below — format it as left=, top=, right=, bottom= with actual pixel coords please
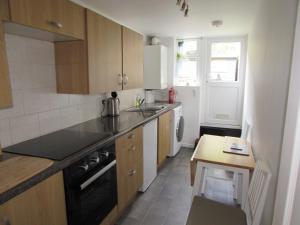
left=102, top=92, right=120, bottom=117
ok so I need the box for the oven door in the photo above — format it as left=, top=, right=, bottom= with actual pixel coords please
left=64, top=161, right=117, bottom=225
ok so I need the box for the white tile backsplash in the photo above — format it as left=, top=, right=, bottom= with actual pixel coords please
left=10, top=114, right=40, bottom=144
left=8, top=62, right=33, bottom=90
left=59, top=105, right=81, bottom=128
left=0, top=34, right=144, bottom=148
left=31, top=64, right=56, bottom=89
left=118, top=89, right=145, bottom=110
left=5, top=35, right=26, bottom=63
left=38, top=109, right=62, bottom=135
left=0, top=119, right=12, bottom=147
left=23, top=88, right=52, bottom=114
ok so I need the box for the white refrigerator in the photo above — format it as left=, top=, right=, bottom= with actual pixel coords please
left=139, top=119, right=158, bottom=192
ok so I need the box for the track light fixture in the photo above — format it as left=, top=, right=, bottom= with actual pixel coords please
left=176, top=0, right=189, bottom=17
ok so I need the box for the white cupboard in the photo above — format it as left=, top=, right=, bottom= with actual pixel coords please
left=144, top=45, right=167, bottom=89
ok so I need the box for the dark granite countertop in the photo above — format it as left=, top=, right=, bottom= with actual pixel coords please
left=0, top=102, right=181, bottom=204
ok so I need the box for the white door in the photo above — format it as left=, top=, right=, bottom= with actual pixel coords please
left=203, top=37, right=247, bottom=128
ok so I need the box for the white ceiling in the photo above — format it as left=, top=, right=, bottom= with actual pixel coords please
left=78, top=0, right=261, bottom=38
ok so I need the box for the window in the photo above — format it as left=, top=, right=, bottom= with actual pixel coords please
left=175, top=40, right=200, bottom=86
left=208, top=42, right=241, bottom=82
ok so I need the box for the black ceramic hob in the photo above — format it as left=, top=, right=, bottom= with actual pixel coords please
left=3, top=127, right=112, bottom=161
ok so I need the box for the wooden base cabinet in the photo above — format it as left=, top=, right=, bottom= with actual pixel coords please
left=116, top=127, right=143, bottom=213
left=0, top=172, right=68, bottom=225
left=158, top=111, right=172, bottom=167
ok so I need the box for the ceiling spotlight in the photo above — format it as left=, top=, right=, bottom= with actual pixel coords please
left=212, top=20, right=223, bottom=27
left=176, top=0, right=182, bottom=6
left=184, top=4, right=189, bottom=17
left=181, top=0, right=186, bottom=11
left=176, top=0, right=190, bottom=17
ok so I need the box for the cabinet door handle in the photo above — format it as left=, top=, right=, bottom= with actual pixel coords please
left=123, top=74, right=128, bottom=85
left=128, top=133, right=135, bottom=139
left=128, top=169, right=136, bottom=176
left=118, top=74, right=123, bottom=85
left=47, top=20, right=63, bottom=28
left=2, top=218, right=11, bottom=225
left=129, top=145, right=136, bottom=151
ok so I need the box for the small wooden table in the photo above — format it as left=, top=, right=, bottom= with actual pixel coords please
left=190, top=135, right=256, bottom=208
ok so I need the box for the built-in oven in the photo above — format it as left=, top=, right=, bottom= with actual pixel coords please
left=63, top=142, right=117, bottom=225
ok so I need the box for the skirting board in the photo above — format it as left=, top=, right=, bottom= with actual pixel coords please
left=181, top=143, right=194, bottom=148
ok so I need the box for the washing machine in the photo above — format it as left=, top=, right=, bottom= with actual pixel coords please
left=169, top=105, right=184, bottom=157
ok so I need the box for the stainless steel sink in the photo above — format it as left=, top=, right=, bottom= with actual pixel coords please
left=126, top=105, right=167, bottom=113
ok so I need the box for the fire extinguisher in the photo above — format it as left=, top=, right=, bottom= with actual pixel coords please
left=168, top=87, right=176, bottom=104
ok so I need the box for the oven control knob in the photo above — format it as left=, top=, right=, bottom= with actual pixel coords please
left=78, top=164, right=89, bottom=172
left=101, top=152, right=109, bottom=158
left=89, top=157, right=100, bottom=164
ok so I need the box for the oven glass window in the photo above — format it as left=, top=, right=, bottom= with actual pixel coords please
left=65, top=166, right=117, bottom=225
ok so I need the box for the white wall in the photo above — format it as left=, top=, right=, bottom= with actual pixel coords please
left=0, top=34, right=144, bottom=148
left=273, top=3, right=300, bottom=225
left=291, top=166, right=300, bottom=225
left=243, top=0, right=298, bottom=224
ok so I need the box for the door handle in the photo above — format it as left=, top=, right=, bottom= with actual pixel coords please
left=118, top=74, right=123, bottom=85
left=128, top=133, right=135, bottom=139
left=128, top=169, right=136, bottom=176
left=80, top=160, right=116, bottom=190
left=123, top=74, right=128, bottom=85
left=47, top=20, right=63, bottom=28
left=129, top=145, right=136, bottom=151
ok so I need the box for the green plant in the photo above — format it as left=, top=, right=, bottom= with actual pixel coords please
left=177, top=52, right=183, bottom=60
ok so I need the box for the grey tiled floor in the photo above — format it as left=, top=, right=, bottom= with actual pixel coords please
left=116, top=148, right=193, bottom=225
left=116, top=147, right=236, bottom=225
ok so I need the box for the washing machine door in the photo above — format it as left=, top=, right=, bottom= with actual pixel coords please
left=176, top=116, right=184, bottom=142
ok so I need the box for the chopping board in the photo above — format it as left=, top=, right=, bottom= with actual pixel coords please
left=0, top=156, right=53, bottom=194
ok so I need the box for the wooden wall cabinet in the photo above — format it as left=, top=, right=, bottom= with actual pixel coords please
left=55, top=10, right=144, bottom=94
left=55, top=40, right=89, bottom=94
left=0, top=172, right=68, bottom=225
left=0, top=10, right=12, bottom=109
left=8, top=0, right=85, bottom=39
left=87, top=10, right=123, bottom=93
left=158, top=111, right=172, bottom=167
left=122, top=27, right=144, bottom=90
left=56, top=10, right=123, bottom=94
left=116, top=127, right=143, bottom=213
left=0, top=0, right=10, bottom=21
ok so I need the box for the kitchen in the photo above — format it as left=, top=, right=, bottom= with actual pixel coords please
left=0, top=0, right=300, bottom=225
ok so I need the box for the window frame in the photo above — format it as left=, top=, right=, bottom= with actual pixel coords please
left=206, top=37, right=246, bottom=84
left=210, top=57, right=239, bottom=81
left=175, top=39, right=201, bottom=87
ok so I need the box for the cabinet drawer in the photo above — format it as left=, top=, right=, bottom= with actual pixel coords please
left=116, top=126, right=143, bottom=213
left=9, top=0, right=85, bottom=39
left=117, top=129, right=139, bottom=147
